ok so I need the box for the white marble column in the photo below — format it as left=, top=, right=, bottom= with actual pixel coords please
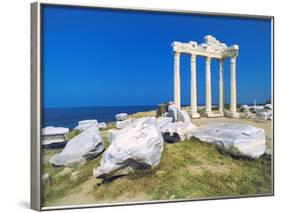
left=229, top=56, right=239, bottom=118
left=219, top=59, right=224, bottom=114
left=205, top=57, right=212, bottom=115
left=190, top=54, right=200, bottom=118
left=173, top=52, right=181, bottom=108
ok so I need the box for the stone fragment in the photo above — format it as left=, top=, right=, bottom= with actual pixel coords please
left=115, top=113, right=128, bottom=121
left=75, top=119, right=98, bottom=131
left=98, top=122, right=107, bottom=129
left=49, top=125, right=104, bottom=166
left=264, top=104, right=272, bottom=110
left=94, top=117, right=164, bottom=179
left=239, top=105, right=249, bottom=112
left=167, top=104, right=191, bottom=124
left=156, top=117, right=173, bottom=129
left=161, top=122, right=197, bottom=141
left=192, top=123, right=266, bottom=158
left=42, top=126, right=69, bottom=148
left=256, top=110, right=271, bottom=120
left=116, top=119, right=132, bottom=129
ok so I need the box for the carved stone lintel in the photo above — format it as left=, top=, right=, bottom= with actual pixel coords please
left=172, top=35, right=239, bottom=60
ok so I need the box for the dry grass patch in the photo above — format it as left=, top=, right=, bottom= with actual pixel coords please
left=129, top=110, right=156, bottom=119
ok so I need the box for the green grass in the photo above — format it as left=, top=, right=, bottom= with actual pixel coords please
left=42, top=152, right=102, bottom=206
left=42, top=119, right=272, bottom=206
left=42, top=128, right=111, bottom=206
left=128, top=110, right=156, bottom=119
left=91, top=138, right=272, bottom=202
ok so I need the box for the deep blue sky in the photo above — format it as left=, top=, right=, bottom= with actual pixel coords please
left=42, top=5, right=272, bottom=108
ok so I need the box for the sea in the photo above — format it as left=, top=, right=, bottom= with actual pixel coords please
left=42, top=105, right=156, bottom=129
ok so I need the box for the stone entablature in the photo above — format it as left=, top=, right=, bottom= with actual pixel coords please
left=172, top=35, right=239, bottom=119
left=172, top=35, right=239, bottom=59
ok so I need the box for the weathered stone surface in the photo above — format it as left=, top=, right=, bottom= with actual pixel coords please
left=98, top=122, right=107, bottom=129
left=245, top=111, right=255, bottom=119
left=249, top=106, right=264, bottom=113
left=108, top=129, right=118, bottom=144
left=264, top=104, right=272, bottom=110
left=167, top=104, right=178, bottom=122
left=239, top=105, right=249, bottom=112
left=42, top=126, right=69, bottom=147
left=94, top=117, right=164, bottom=179
left=178, top=108, right=191, bottom=124
left=161, top=121, right=197, bottom=141
left=75, top=119, right=98, bottom=131
left=116, top=119, right=132, bottom=129
left=224, top=111, right=240, bottom=119
left=49, top=125, right=104, bottom=166
left=156, top=117, right=173, bottom=129
left=192, top=123, right=266, bottom=158
left=167, top=104, right=191, bottom=123
left=159, top=104, right=196, bottom=142
left=115, top=113, right=128, bottom=121
left=42, top=126, right=69, bottom=136
left=256, top=110, right=271, bottom=120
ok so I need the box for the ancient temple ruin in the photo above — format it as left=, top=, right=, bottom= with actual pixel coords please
left=172, top=35, right=239, bottom=118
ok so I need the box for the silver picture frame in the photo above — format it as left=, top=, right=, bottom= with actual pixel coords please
left=31, top=1, right=274, bottom=211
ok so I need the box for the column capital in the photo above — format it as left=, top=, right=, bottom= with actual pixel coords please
left=206, top=56, right=211, bottom=60
left=174, top=51, right=180, bottom=60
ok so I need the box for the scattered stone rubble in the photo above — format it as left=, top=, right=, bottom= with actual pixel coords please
left=47, top=102, right=270, bottom=180
left=42, top=126, right=69, bottom=148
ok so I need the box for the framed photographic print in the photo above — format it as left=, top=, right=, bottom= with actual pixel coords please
left=31, top=1, right=274, bottom=211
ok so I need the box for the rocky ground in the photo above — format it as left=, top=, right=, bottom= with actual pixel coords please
left=42, top=109, right=273, bottom=207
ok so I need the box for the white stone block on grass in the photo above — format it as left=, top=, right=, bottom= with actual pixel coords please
left=167, top=104, right=191, bottom=124
left=49, top=125, right=104, bottom=166
left=94, top=117, right=164, bottom=179
left=116, top=119, right=132, bottom=129
left=75, top=119, right=98, bottom=131
left=191, top=123, right=266, bottom=158
left=115, top=113, right=128, bottom=121
left=162, top=121, right=197, bottom=141
left=98, top=122, right=107, bottom=129
left=42, top=126, right=69, bottom=146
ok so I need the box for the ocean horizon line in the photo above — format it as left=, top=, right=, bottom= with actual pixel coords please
left=43, top=101, right=266, bottom=110
left=43, top=104, right=157, bottom=110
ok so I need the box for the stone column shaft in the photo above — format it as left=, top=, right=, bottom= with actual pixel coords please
left=190, top=54, right=200, bottom=118
left=205, top=57, right=212, bottom=114
left=219, top=59, right=224, bottom=114
left=230, top=57, right=237, bottom=113
left=174, top=52, right=181, bottom=108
